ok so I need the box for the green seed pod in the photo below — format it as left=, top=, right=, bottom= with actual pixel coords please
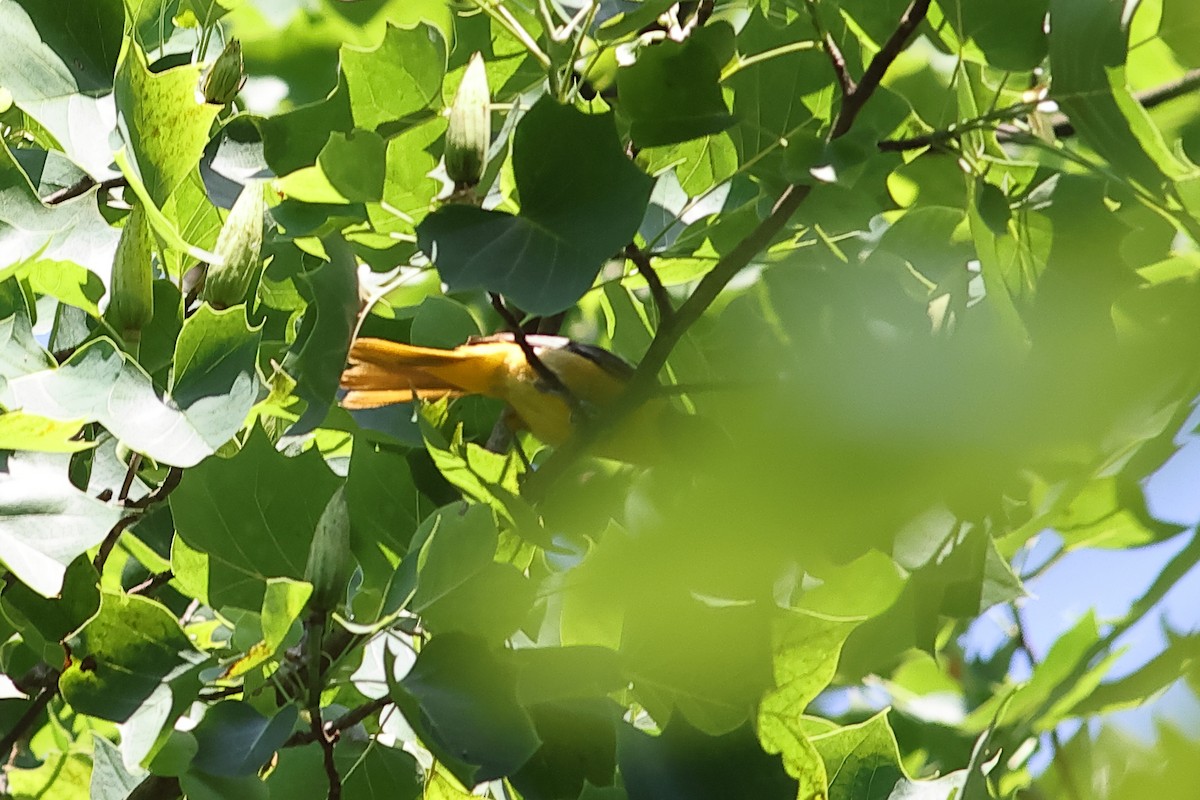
left=444, top=52, right=491, bottom=189
left=105, top=201, right=155, bottom=341
left=201, top=38, right=245, bottom=106
left=202, top=181, right=265, bottom=310
left=305, top=487, right=352, bottom=613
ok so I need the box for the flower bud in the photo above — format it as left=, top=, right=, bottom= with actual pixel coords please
left=105, top=202, right=154, bottom=341
left=201, top=38, right=245, bottom=106
left=444, top=52, right=491, bottom=189
left=304, top=488, right=352, bottom=613
left=202, top=181, right=265, bottom=310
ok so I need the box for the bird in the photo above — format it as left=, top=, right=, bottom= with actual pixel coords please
left=339, top=333, right=670, bottom=463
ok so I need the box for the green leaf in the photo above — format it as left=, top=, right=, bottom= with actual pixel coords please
left=276, top=129, right=388, bottom=204
left=617, top=717, right=796, bottom=800
left=341, top=22, right=446, bottom=132
left=280, top=236, right=359, bottom=434
left=950, top=0, right=1049, bottom=71
left=169, top=425, right=341, bottom=610
left=417, top=97, right=654, bottom=315
left=91, top=734, right=148, bottom=800
left=115, top=41, right=222, bottom=207
left=809, top=711, right=905, bottom=800
left=1, top=143, right=121, bottom=276
left=190, top=702, right=298, bottom=778
left=59, top=592, right=208, bottom=723
left=726, top=14, right=831, bottom=183
left=617, top=24, right=736, bottom=147
left=759, top=615, right=858, bottom=795
left=1050, top=476, right=1186, bottom=549
left=220, top=578, right=311, bottom=679
left=0, top=411, right=90, bottom=453
left=389, top=632, right=541, bottom=786
left=0, top=452, right=122, bottom=596
left=268, top=741, right=422, bottom=800
left=0, top=338, right=244, bottom=467
left=1, top=554, right=99, bottom=661
left=1048, top=0, right=1199, bottom=195
left=168, top=302, right=263, bottom=450
left=0, top=0, right=124, bottom=177
left=345, top=438, right=428, bottom=576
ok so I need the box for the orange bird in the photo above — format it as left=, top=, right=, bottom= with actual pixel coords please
left=340, top=334, right=669, bottom=462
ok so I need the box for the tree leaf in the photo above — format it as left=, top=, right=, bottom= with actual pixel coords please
left=0, top=452, right=122, bottom=596
left=417, top=97, right=654, bottom=315
left=617, top=24, right=736, bottom=148
left=618, top=717, right=796, bottom=800
left=341, top=22, right=446, bottom=132
left=169, top=424, right=341, bottom=610
left=190, top=702, right=298, bottom=778
left=389, top=632, right=541, bottom=786
left=59, top=592, right=209, bottom=723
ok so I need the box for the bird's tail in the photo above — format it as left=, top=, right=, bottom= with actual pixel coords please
left=339, top=338, right=510, bottom=410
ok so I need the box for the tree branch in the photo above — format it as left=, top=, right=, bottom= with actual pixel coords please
left=0, top=684, right=57, bottom=760
left=284, top=696, right=391, bottom=747
left=831, top=0, right=932, bottom=138
left=623, top=244, right=674, bottom=323
left=880, top=68, right=1200, bottom=153
left=805, top=0, right=855, bottom=98
left=43, top=175, right=127, bottom=206
left=126, top=467, right=183, bottom=510
left=93, top=514, right=139, bottom=571
left=489, top=293, right=582, bottom=413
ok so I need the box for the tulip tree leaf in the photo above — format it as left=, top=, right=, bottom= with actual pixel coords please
left=114, top=40, right=222, bottom=208
left=0, top=453, right=121, bottom=597
left=59, top=592, right=209, bottom=723
left=169, top=425, right=341, bottom=610
left=341, top=22, right=447, bottom=132
left=617, top=24, right=736, bottom=148
left=417, top=97, right=654, bottom=315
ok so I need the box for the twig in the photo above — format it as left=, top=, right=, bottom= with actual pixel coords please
left=805, top=0, right=855, bottom=98
left=128, top=570, right=174, bottom=596
left=623, top=244, right=674, bottom=323
left=43, top=175, right=127, bottom=206
left=313, top=708, right=341, bottom=800
left=93, top=515, right=139, bottom=571
left=880, top=68, right=1200, bottom=153
left=284, top=696, right=392, bottom=747
left=126, top=467, right=183, bottom=509
left=831, top=0, right=932, bottom=138
left=0, top=684, right=57, bottom=760
left=489, top=293, right=582, bottom=412
left=198, top=684, right=244, bottom=701
left=118, top=453, right=143, bottom=503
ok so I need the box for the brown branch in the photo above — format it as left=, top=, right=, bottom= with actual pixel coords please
left=623, top=244, right=674, bottom=323
left=831, top=0, right=932, bottom=138
left=805, top=0, right=855, bottom=98
left=118, top=453, right=142, bottom=503
left=126, top=467, right=183, bottom=510
left=93, top=514, right=139, bottom=571
left=128, top=570, right=174, bottom=596
left=524, top=1, right=931, bottom=494
left=0, top=684, right=57, bottom=760
left=489, top=293, right=582, bottom=413
left=313, top=708, right=341, bottom=800
left=284, top=696, right=391, bottom=747
left=881, top=68, right=1200, bottom=153
left=43, top=175, right=127, bottom=206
